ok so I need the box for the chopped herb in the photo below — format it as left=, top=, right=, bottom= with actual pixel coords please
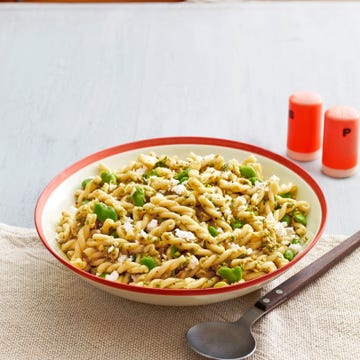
left=208, top=226, right=218, bottom=237
left=281, top=214, right=292, bottom=226
left=170, top=245, right=181, bottom=258
left=230, top=218, right=245, bottom=229
left=291, top=236, right=301, bottom=244
left=154, top=157, right=168, bottom=168
left=111, top=231, right=118, bottom=238
left=174, top=168, right=190, bottom=183
left=142, top=169, right=159, bottom=180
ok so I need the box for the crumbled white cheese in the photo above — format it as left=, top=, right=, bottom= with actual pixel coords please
left=188, top=255, right=199, bottom=269
left=230, top=243, right=241, bottom=251
left=204, top=154, right=215, bottom=161
left=68, top=206, right=78, bottom=215
left=142, top=155, right=158, bottom=166
left=105, top=271, right=119, bottom=281
left=172, top=184, right=187, bottom=195
left=266, top=213, right=296, bottom=242
left=135, top=167, right=146, bottom=175
left=246, top=248, right=253, bottom=255
left=118, top=254, right=128, bottom=263
left=124, top=220, right=134, bottom=232
left=146, top=219, right=158, bottom=232
left=254, top=180, right=268, bottom=191
left=107, top=245, right=114, bottom=253
left=140, top=230, right=148, bottom=238
left=210, top=193, right=223, bottom=202
left=174, top=228, right=196, bottom=241
left=269, top=175, right=280, bottom=182
left=169, top=178, right=179, bottom=186
left=223, top=208, right=232, bottom=217
left=289, top=243, right=303, bottom=254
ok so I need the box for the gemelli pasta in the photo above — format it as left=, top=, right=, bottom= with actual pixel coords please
left=56, top=152, right=310, bottom=289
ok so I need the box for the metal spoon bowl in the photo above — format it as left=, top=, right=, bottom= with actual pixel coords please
left=187, top=307, right=262, bottom=360
left=186, top=230, right=360, bottom=360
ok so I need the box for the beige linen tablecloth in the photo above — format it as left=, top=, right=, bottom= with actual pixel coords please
left=0, top=223, right=359, bottom=360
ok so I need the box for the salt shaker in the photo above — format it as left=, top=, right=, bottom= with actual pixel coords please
left=287, top=92, right=323, bottom=161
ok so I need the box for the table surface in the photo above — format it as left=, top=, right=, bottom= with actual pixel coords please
left=0, top=1, right=359, bottom=236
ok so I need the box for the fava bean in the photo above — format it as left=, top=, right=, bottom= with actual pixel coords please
left=284, top=248, right=295, bottom=261
left=81, top=178, right=92, bottom=189
left=94, top=202, right=118, bottom=223
left=100, top=171, right=117, bottom=184
left=140, top=256, right=157, bottom=271
left=217, top=266, right=243, bottom=284
left=131, top=186, right=146, bottom=207
left=293, top=210, right=307, bottom=225
left=239, top=165, right=257, bottom=179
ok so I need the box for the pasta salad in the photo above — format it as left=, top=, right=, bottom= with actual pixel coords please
left=56, top=152, right=310, bottom=289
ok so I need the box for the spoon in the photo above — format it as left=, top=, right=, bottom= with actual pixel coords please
left=186, top=230, right=360, bottom=360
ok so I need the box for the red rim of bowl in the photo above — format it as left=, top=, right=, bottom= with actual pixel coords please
left=34, top=136, right=327, bottom=297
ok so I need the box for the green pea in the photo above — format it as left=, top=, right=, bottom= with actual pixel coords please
left=281, top=214, right=292, bottom=226
left=100, top=171, right=117, bottom=184
left=208, top=226, right=218, bottom=237
left=170, top=245, right=181, bottom=258
left=239, top=165, right=257, bottom=179
left=81, top=178, right=92, bottom=189
left=217, top=266, right=243, bottom=284
left=94, top=202, right=118, bottom=223
left=293, top=211, right=307, bottom=225
left=140, top=256, right=157, bottom=271
left=131, top=186, right=146, bottom=207
left=230, top=218, right=245, bottom=229
left=284, top=249, right=295, bottom=261
left=174, top=168, right=190, bottom=184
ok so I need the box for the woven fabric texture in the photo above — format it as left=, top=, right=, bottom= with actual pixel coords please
left=0, top=223, right=359, bottom=360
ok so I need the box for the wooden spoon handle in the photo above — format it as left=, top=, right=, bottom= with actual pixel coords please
left=255, top=230, right=360, bottom=312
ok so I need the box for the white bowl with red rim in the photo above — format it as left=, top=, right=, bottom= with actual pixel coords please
left=35, top=137, right=327, bottom=306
